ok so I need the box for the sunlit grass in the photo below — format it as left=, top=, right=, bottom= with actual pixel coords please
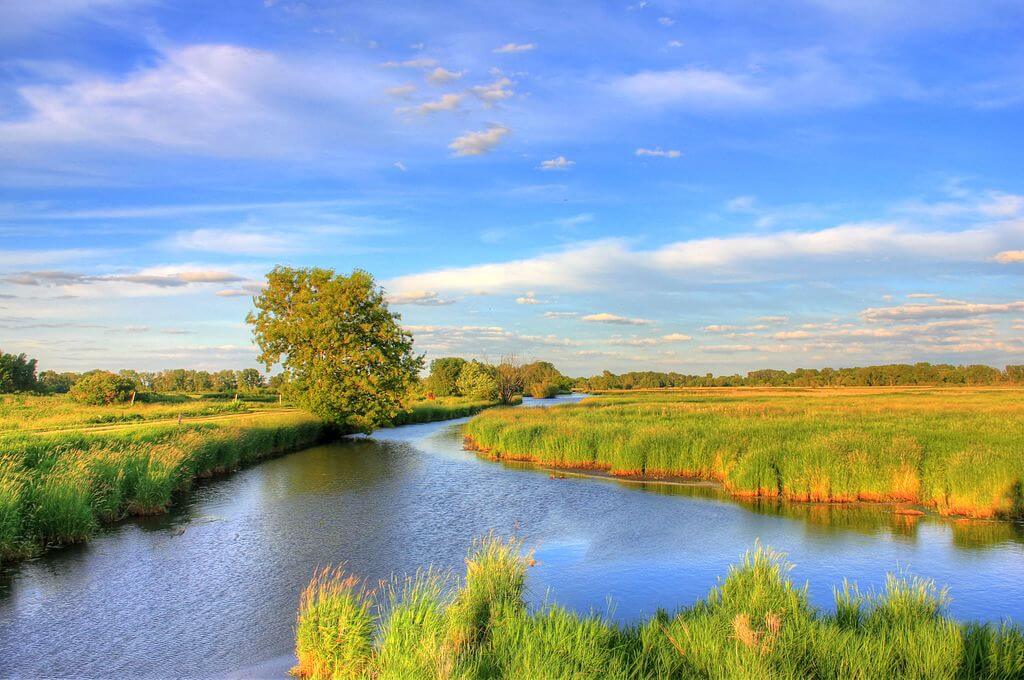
left=293, top=535, right=1024, bottom=679
left=463, top=387, right=1024, bottom=519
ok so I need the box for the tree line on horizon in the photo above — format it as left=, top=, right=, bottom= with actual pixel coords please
left=4, top=348, right=1024, bottom=399
left=575, top=362, right=1024, bottom=390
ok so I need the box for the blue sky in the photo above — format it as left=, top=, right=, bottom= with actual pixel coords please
left=1, top=0, right=1023, bottom=376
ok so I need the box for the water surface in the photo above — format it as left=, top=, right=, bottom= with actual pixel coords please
left=2, top=395, right=1022, bottom=678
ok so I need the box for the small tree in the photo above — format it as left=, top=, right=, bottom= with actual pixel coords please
left=69, top=371, right=135, bottom=405
left=237, top=368, right=264, bottom=391
left=456, top=361, right=499, bottom=400
left=0, top=351, right=38, bottom=392
left=425, top=357, right=466, bottom=397
left=247, top=267, right=423, bottom=432
left=494, top=355, right=525, bottom=405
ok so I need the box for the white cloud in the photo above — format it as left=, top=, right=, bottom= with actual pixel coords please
left=426, top=67, right=464, bottom=85
left=381, top=58, right=438, bottom=69
left=493, top=43, right=536, bottom=53
left=387, top=290, right=455, bottom=306
left=169, top=228, right=292, bottom=255
left=516, top=292, right=545, bottom=305
left=1, top=44, right=402, bottom=160
left=657, top=17, right=675, bottom=26
left=449, top=124, right=509, bottom=156
left=994, top=250, right=1024, bottom=263
left=469, top=77, right=514, bottom=104
left=539, top=156, right=575, bottom=171
left=386, top=84, right=416, bottom=98
left=543, top=311, right=579, bottom=319
left=667, top=40, right=685, bottom=48
left=582, top=312, right=651, bottom=325
left=609, top=333, right=692, bottom=346
left=635, top=147, right=681, bottom=158
left=703, top=324, right=740, bottom=332
left=408, top=93, right=463, bottom=114
left=862, top=300, right=1024, bottom=321
left=386, top=216, right=1021, bottom=298
left=394, top=161, right=407, bottom=171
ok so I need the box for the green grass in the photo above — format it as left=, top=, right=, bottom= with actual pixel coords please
left=0, top=394, right=497, bottom=563
left=0, top=393, right=282, bottom=432
left=0, top=412, right=329, bottom=560
left=293, top=535, right=1024, bottom=679
left=463, top=387, right=1024, bottom=519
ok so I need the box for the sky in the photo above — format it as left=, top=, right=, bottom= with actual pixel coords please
left=1, top=0, right=1023, bottom=377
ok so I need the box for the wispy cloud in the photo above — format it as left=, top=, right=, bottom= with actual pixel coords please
left=582, top=312, right=651, bottom=325
left=635, top=147, right=681, bottom=158
left=493, top=42, right=536, bottom=53
left=387, top=290, right=455, bottom=306
left=426, top=67, right=464, bottom=85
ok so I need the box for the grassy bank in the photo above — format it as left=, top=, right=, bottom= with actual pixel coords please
left=0, top=411, right=329, bottom=561
left=293, top=535, right=1024, bottom=679
left=390, top=397, right=499, bottom=426
left=463, top=388, right=1024, bottom=519
left=0, top=396, right=496, bottom=562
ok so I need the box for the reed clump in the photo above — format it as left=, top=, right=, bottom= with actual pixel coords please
left=292, top=535, right=1024, bottom=679
left=463, top=388, right=1024, bottom=519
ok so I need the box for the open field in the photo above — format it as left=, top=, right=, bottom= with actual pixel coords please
left=0, top=392, right=284, bottom=433
left=463, top=388, right=1024, bottom=519
left=292, top=534, right=1024, bottom=679
left=0, top=395, right=497, bottom=562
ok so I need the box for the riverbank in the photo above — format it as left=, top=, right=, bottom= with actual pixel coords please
left=462, top=388, right=1024, bottom=519
left=0, top=397, right=498, bottom=562
left=294, top=534, right=1024, bottom=679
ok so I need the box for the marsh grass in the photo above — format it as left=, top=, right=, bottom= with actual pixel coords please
left=0, top=412, right=329, bottom=561
left=463, top=388, right=1024, bottom=518
left=293, top=535, right=1024, bottom=679
left=0, top=396, right=497, bottom=562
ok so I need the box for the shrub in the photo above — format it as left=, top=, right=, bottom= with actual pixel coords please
left=529, top=381, right=559, bottom=399
left=69, top=371, right=136, bottom=405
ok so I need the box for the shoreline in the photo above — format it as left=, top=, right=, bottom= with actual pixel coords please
left=462, top=435, right=1008, bottom=522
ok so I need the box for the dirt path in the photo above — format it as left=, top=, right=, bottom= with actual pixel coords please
left=25, top=407, right=302, bottom=436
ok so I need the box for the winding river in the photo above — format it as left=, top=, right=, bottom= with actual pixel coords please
left=2, top=394, right=1023, bottom=678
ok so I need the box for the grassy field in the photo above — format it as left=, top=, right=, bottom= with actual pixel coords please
left=463, top=388, right=1024, bottom=519
left=0, top=392, right=284, bottom=432
left=0, top=395, right=496, bottom=562
left=292, top=534, right=1024, bottom=679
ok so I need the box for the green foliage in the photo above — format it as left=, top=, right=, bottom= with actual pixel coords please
left=464, top=388, right=1024, bottom=518
left=38, top=370, right=76, bottom=394
left=0, top=351, right=38, bottom=392
left=425, top=357, right=467, bottom=397
left=529, top=381, right=559, bottom=399
left=457, top=361, right=499, bottom=401
left=247, top=267, right=423, bottom=432
left=68, top=371, right=135, bottom=405
left=295, top=535, right=1024, bottom=679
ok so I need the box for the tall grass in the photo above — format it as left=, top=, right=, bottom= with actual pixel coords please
left=0, top=395, right=498, bottom=563
left=0, top=412, right=329, bottom=562
left=463, top=388, right=1024, bottom=519
left=293, top=535, right=1024, bottom=679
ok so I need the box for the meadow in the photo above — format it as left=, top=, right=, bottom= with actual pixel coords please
left=0, top=394, right=496, bottom=562
left=463, top=388, right=1024, bottom=519
left=292, top=534, right=1024, bottom=679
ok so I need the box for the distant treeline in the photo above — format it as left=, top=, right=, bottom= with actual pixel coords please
left=0, top=349, right=275, bottom=395
left=575, top=363, right=1024, bottom=390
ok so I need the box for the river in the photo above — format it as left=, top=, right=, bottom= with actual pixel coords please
left=2, top=394, right=1022, bottom=677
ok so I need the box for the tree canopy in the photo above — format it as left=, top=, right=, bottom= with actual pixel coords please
left=0, top=351, right=38, bottom=393
left=247, top=267, right=423, bottom=431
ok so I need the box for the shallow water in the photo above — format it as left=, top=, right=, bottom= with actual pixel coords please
left=2, top=394, right=1023, bottom=678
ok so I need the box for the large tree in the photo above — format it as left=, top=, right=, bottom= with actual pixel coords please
left=425, top=357, right=466, bottom=397
left=247, top=267, right=423, bottom=431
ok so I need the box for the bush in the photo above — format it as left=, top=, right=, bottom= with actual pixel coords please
left=69, top=371, right=136, bottom=405
left=529, top=381, right=559, bottom=399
